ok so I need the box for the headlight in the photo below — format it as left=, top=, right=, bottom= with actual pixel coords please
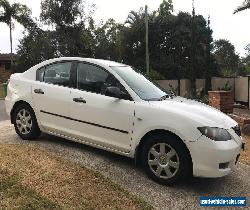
left=198, top=127, right=232, bottom=141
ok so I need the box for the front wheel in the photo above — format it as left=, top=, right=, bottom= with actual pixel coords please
left=141, top=133, right=191, bottom=185
left=13, top=104, right=41, bottom=140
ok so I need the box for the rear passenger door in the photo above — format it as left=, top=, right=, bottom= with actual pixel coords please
left=32, top=61, right=75, bottom=136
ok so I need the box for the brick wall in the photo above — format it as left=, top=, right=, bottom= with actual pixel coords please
left=0, top=67, right=12, bottom=83
left=228, top=114, right=250, bottom=127
left=209, top=91, right=234, bottom=113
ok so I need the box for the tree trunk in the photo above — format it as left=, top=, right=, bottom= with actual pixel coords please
left=9, top=19, right=13, bottom=67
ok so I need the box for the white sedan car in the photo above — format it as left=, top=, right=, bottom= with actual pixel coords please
left=5, top=57, right=243, bottom=185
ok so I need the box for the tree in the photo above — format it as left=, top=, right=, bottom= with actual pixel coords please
left=94, top=19, right=123, bottom=61
left=115, top=0, right=218, bottom=83
left=41, top=0, right=83, bottom=27
left=240, top=44, right=250, bottom=75
left=16, top=30, right=59, bottom=72
left=0, top=0, right=34, bottom=64
left=120, top=8, right=147, bottom=69
left=245, top=43, right=250, bottom=55
left=40, top=0, right=95, bottom=57
left=16, top=0, right=219, bottom=84
left=244, top=56, right=250, bottom=75
left=16, top=0, right=96, bottom=71
left=213, top=39, right=240, bottom=76
left=234, top=0, right=250, bottom=13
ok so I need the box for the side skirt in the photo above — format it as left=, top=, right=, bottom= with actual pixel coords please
left=45, top=130, right=134, bottom=158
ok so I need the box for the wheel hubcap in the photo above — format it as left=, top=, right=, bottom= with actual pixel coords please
left=16, top=109, right=32, bottom=135
left=148, top=143, right=179, bottom=179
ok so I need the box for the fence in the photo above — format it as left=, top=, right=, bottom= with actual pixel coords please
left=156, top=76, right=250, bottom=108
left=0, top=76, right=249, bottom=108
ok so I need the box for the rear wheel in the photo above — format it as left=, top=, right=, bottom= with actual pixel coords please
left=13, top=104, right=40, bottom=140
left=141, top=133, right=191, bottom=185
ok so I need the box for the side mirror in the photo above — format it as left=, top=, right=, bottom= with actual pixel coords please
left=105, top=86, right=123, bottom=99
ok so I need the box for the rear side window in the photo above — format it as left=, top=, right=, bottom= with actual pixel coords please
left=36, top=62, right=72, bottom=87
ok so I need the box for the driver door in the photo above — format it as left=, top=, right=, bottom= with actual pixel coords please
left=69, top=62, right=135, bottom=153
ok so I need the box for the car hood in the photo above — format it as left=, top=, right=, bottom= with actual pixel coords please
left=149, top=97, right=237, bottom=129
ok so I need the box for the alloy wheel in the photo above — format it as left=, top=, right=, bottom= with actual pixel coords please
left=16, top=109, right=33, bottom=135
left=148, top=142, right=180, bottom=179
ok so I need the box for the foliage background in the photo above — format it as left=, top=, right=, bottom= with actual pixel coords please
left=6, top=0, right=249, bottom=80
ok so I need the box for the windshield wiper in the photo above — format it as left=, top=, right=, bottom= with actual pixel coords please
left=158, top=94, right=170, bottom=101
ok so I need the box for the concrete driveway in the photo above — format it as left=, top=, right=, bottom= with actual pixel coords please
left=0, top=100, right=9, bottom=121
left=0, top=120, right=249, bottom=210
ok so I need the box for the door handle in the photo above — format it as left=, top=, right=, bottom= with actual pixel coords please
left=73, top=97, right=86, bottom=103
left=34, top=89, right=44, bottom=94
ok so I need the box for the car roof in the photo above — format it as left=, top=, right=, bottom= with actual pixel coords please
left=86, top=58, right=128, bottom=67
left=41, top=57, right=128, bottom=68
left=22, top=57, right=129, bottom=80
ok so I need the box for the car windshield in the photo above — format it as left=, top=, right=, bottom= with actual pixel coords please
left=112, top=66, right=171, bottom=101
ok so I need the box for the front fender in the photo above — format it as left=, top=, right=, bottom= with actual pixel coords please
left=131, top=121, right=202, bottom=153
left=130, top=102, right=203, bottom=157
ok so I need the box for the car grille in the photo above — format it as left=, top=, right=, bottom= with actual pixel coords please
left=232, top=126, right=241, bottom=137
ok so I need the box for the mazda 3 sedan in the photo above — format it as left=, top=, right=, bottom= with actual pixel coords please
left=5, top=57, right=243, bottom=185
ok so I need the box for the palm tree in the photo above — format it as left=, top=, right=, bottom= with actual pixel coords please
left=234, top=0, right=250, bottom=13
left=0, top=0, right=33, bottom=65
left=126, top=10, right=145, bottom=26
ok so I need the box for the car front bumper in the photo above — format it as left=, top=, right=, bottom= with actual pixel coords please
left=186, top=134, right=243, bottom=178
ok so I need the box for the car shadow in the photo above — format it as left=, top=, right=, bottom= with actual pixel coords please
left=39, top=133, right=135, bottom=165
left=36, top=132, right=244, bottom=195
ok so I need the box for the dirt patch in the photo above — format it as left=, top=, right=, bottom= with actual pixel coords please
left=0, top=144, right=152, bottom=210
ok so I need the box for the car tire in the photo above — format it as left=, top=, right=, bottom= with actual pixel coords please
left=141, top=133, right=191, bottom=185
left=13, top=103, right=41, bottom=140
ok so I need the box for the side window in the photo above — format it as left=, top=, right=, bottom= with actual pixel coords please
left=77, top=63, right=109, bottom=94
left=77, top=62, right=131, bottom=99
left=37, top=67, right=45, bottom=82
left=37, top=62, right=72, bottom=87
